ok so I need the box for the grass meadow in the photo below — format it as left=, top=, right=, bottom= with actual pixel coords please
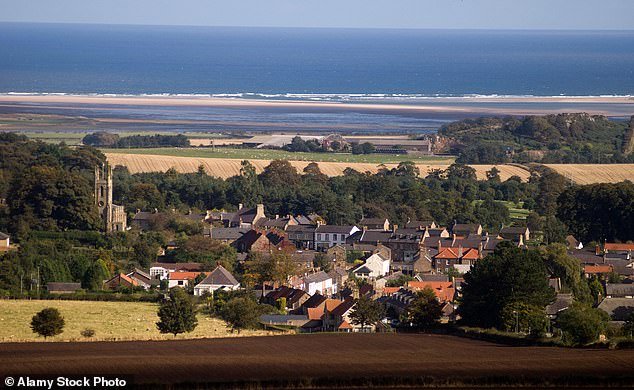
left=0, top=299, right=273, bottom=342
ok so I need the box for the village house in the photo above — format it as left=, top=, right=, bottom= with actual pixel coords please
left=167, top=271, right=202, bottom=289
left=193, top=265, right=240, bottom=296
left=315, top=225, right=360, bottom=250
left=598, top=298, right=634, bottom=322
left=606, top=283, right=634, bottom=298
left=255, top=215, right=299, bottom=231
left=407, top=281, right=455, bottom=302
left=126, top=268, right=155, bottom=290
left=264, top=286, right=309, bottom=311
left=322, top=297, right=358, bottom=332
left=583, top=264, right=613, bottom=279
left=452, top=223, right=482, bottom=237
left=221, top=203, right=266, bottom=228
left=301, top=271, right=336, bottom=296
left=359, top=217, right=390, bottom=231
left=432, top=247, right=481, bottom=273
left=103, top=273, right=138, bottom=290
left=499, top=226, right=530, bottom=243
left=352, top=252, right=390, bottom=279
left=405, top=219, right=437, bottom=229
left=286, top=225, right=317, bottom=249
left=206, top=227, right=249, bottom=243
left=149, top=262, right=203, bottom=280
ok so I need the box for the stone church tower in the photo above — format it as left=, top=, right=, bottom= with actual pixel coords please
left=95, top=162, right=127, bottom=232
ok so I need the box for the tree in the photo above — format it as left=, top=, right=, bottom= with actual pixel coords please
left=557, top=304, right=609, bottom=345
left=407, top=287, right=442, bottom=329
left=313, top=252, right=332, bottom=273
left=499, top=302, right=548, bottom=336
left=156, top=288, right=198, bottom=337
left=622, top=312, right=634, bottom=338
left=349, top=296, right=385, bottom=332
left=220, top=297, right=264, bottom=333
left=31, top=308, right=65, bottom=339
left=458, top=242, right=556, bottom=329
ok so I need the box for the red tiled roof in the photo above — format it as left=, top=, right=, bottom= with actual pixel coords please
left=382, top=287, right=400, bottom=295
left=338, top=320, right=353, bottom=329
left=307, top=307, right=324, bottom=320
left=407, top=281, right=455, bottom=302
left=461, top=248, right=480, bottom=260
left=605, top=243, right=634, bottom=252
left=584, top=265, right=613, bottom=274
left=324, top=299, right=343, bottom=312
left=435, top=248, right=460, bottom=259
left=169, top=271, right=203, bottom=281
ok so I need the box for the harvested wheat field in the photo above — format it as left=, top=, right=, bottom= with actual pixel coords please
left=0, top=300, right=273, bottom=342
left=545, top=164, right=634, bottom=185
left=106, top=153, right=531, bottom=181
left=1, top=333, right=633, bottom=388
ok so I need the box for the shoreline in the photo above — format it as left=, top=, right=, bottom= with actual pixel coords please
left=1, top=93, right=633, bottom=111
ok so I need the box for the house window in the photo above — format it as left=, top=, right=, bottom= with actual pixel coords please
left=340, top=234, right=345, bottom=241
left=325, top=234, right=330, bottom=241
left=178, top=281, right=184, bottom=285
left=317, top=234, right=322, bottom=241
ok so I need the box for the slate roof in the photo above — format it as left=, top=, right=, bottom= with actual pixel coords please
left=209, top=227, right=249, bottom=240
left=198, top=265, right=239, bottom=286
left=353, top=265, right=372, bottom=275
left=304, top=271, right=331, bottom=284
left=416, top=274, right=450, bottom=282
left=598, top=298, right=634, bottom=321
left=606, top=283, right=634, bottom=297
left=405, top=220, right=435, bottom=229
left=316, top=225, right=358, bottom=234
left=286, top=225, right=317, bottom=233
left=499, top=226, right=529, bottom=235
left=330, top=298, right=356, bottom=317
left=546, top=293, right=573, bottom=316
left=302, top=293, right=327, bottom=309
left=46, top=282, right=81, bottom=292
left=452, top=224, right=481, bottom=235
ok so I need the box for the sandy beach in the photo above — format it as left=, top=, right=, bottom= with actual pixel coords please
left=1, top=93, right=633, bottom=112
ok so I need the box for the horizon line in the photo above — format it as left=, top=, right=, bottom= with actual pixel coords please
left=1, top=20, right=633, bottom=32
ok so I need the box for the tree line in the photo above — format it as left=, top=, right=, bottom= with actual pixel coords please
left=82, top=132, right=190, bottom=148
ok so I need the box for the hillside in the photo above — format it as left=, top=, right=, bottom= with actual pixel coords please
left=440, top=113, right=632, bottom=164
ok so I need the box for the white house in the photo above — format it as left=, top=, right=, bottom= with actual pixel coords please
left=352, top=252, right=390, bottom=279
left=302, top=271, right=335, bottom=296
left=314, top=225, right=360, bottom=250
left=193, top=265, right=240, bottom=296
left=149, top=262, right=203, bottom=280
left=167, top=271, right=202, bottom=289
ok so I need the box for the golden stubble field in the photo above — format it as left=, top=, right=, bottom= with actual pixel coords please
left=105, top=152, right=532, bottom=181
left=0, top=300, right=273, bottom=342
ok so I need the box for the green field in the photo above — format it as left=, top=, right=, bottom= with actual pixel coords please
left=0, top=300, right=273, bottom=342
left=102, top=147, right=455, bottom=164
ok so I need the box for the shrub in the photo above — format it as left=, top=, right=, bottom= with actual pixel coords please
left=31, top=308, right=65, bottom=339
left=80, top=328, right=96, bottom=338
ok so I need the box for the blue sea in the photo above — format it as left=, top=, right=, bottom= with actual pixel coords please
left=1, top=23, right=633, bottom=97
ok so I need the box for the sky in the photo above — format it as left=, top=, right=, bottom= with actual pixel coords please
left=0, top=0, right=633, bottom=30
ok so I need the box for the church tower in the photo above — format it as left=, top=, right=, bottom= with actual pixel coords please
left=95, top=162, right=126, bottom=232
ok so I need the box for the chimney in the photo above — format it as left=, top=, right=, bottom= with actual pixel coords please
left=275, top=214, right=279, bottom=220
left=363, top=226, right=368, bottom=231
left=256, top=204, right=265, bottom=217
left=238, top=203, right=243, bottom=210
left=458, top=246, right=463, bottom=258
left=392, top=224, right=398, bottom=234
left=595, top=245, right=601, bottom=256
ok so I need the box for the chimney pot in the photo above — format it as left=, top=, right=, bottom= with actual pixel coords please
left=238, top=203, right=243, bottom=210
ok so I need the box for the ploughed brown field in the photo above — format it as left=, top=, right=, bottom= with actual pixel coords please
left=1, top=333, right=633, bottom=388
